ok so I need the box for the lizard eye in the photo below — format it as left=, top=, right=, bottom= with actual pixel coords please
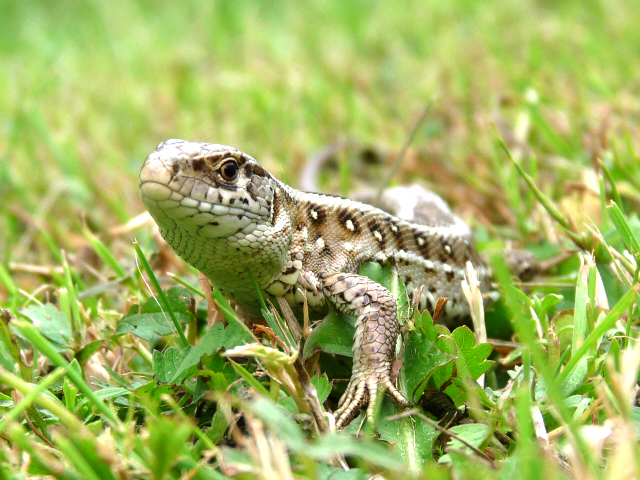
left=219, top=160, right=239, bottom=182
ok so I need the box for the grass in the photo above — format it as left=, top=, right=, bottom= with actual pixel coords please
left=1, top=0, right=640, bottom=478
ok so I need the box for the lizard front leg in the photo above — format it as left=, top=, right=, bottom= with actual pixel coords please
left=320, top=272, right=411, bottom=428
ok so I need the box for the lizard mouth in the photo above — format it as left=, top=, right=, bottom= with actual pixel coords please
left=140, top=148, right=267, bottom=238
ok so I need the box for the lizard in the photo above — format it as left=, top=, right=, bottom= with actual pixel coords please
left=139, top=138, right=494, bottom=428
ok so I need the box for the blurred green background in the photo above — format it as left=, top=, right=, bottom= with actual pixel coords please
left=1, top=0, right=638, bottom=274
left=2, top=3, right=640, bottom=477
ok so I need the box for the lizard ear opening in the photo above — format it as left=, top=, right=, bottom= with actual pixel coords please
left=219, top=160, right=239, bottom=182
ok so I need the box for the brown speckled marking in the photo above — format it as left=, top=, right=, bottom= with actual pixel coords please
left=369, top=220, right=386, bottom=247
left=414, top=232, right=430, bottom=258
left=337, top=207, right=360, bottom=234
left=192, top=158, right=205, bottom=171
left=442, top=239, right=454, bottom=258
left=309, top=204, right=327, bottom=225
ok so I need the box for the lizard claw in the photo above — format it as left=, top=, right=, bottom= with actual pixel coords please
left=333, top=373, right=410, bottom=429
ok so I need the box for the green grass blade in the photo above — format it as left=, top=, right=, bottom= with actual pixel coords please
left=0, top=366, right=67, bottom=435
left=607, top=201, right=640, bottom=264
left=13, top=321, right=121, bottom=427
left=495, top=126, right=585, bottom=247
left=558, top=285, right=639, bottom=385
left=83, top=228, right=127, bottom=278
left=133, top=240, right=188, bottom=348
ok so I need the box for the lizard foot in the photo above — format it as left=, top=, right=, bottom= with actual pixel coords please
left=333, top=372, right=410, bottom=429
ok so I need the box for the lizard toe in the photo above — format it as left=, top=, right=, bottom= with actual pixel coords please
left=382, top=377, right=411, bottom=408
left=333, top=374, right=410, bottom=429
left=334, top=380, right=368, bottom=428
left=337, top=379, right=357, bottom=410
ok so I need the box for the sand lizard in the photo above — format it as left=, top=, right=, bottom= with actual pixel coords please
left=139, top=139, right=493, bottom=428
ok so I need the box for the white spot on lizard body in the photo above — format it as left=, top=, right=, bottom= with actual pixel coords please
left=397, top=193, right=419, bottom=221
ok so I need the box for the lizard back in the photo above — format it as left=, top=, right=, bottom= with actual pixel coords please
left=273, top=190, right=491, bottom=320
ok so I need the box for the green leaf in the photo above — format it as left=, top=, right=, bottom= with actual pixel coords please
left=439, top=423, right=490, bottom=464
left=534, top=294, right=563, bottom=322
left=402, top=321, right=493, bottom=406
left=377, top=400, right=438, bottom=469
left=92, top=387, right=130, bottom=401
left=361, top=261, right=410, bottom=319
left=134, top=244, right=189, bottom=348
left=19, top=304, right=71, bottom=348
left=206, top=409, right=229, bottom=446
left=312, top=374, right=332, bottom=403
left=153, top=347, right=192, bottom=384
left=116, top=312, right=193, bottom=342
left=572, top=257, right=589, bottom=359
left=280, top=374, right=332, bottom=413
left=559, top=357, right=589, bottom=397
left=219, top=321, right=253, bottom=350
left=558, top=285, right=639, bottom=385
left=402, top=331, right=455, bottom=402
left=435, top=327, right=494, bottom=403
left=0, top=345, right=14, bottom=372
left=152, top=323, right=252, bottom=385
left=74, top=340, right=103, bottom=366
left=139, top=285, right=194, bottom=316
left=303, top=310, right=355, bottom=361
left=451, top=326, right=494, bottom=380
left=167, top=323, right=226, bottom=383
left=358, top=260, right=383, bottom=280
left=116, top=286, right=197, bottom=342
left=631, top=407, right=640, bottom=438
left=431, top=334, right=457, bottom=389
left=608, top=201, right=640, bottom=259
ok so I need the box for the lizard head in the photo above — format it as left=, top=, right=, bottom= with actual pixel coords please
left=140, top=139, right=277, bottom=239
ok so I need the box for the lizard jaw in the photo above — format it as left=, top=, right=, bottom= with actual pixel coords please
left=140, top=139, right=272, bottom=239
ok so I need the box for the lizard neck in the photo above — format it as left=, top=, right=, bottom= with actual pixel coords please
left=222, top=184, right=297, bottom=308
